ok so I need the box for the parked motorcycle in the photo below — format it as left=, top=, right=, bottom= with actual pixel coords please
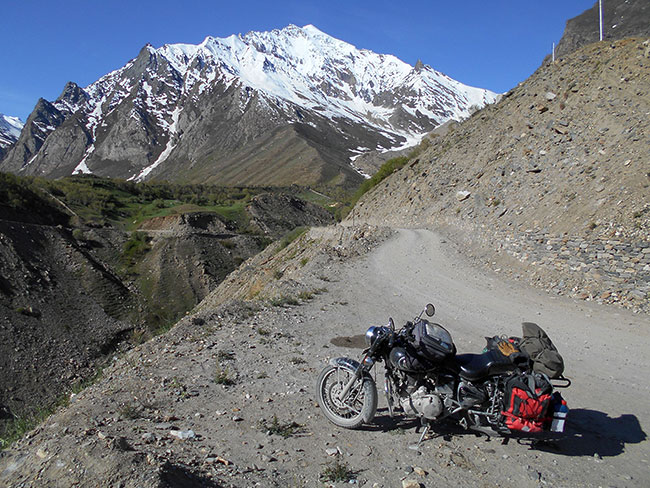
left=316, top=303, right=569, bottom=445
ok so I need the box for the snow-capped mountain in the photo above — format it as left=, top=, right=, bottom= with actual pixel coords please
left=1, top=25, right=497, bottom=187
left=0, top=114, right=24, bottom=149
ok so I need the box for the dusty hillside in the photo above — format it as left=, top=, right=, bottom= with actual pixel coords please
left=0, top=182, right=333, bottom=435
left=0, top=220, right=135, bottom=429
left=0, top=208, right=263, bottom=429
left=1, top=226, right=648, bottom=487
left=124, top=213, right=272, bottom=329
left=246, top=193, right=335, bottom=239
left=351, top=38, right=649, bottom=312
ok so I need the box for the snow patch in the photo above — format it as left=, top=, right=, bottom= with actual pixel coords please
left=131, top=106, right=182, bottom=182
left=22, top=154, right=39, bottom=169
left=349, top=160, right=371, bottom=179
left=73, top=145, right=95, bottom=175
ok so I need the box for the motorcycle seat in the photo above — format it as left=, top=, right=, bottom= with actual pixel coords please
left=455, top=350, right=515, bottom=381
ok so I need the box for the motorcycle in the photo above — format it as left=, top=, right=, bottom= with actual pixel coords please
left=316, top=303, right=569, bottom=446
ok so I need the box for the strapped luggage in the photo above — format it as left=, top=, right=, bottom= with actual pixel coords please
left=518, top=322, right=565, bottom=379
left=502, top=372, right=553, bottom=433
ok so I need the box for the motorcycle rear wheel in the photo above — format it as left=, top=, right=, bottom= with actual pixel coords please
left=316, top=364, right=377, bottom=429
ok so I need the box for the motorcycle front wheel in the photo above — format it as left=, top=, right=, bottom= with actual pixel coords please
left=316, top=364, right=378, bottom=429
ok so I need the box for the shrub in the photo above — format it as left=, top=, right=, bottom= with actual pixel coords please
left=130, top=329, right=147, bottom=345
left=298, top=288, right=327, bottom=301
left=217, top=350, right=236, bottom=361
left=278, top=226, right=309, bottom=250
left=214, top=362, right=235, bottom=386
left=354, top=156, right=409, bottom=202
left=121, top=231, right=151, bottom=269
left=320, top=458, right=356, bottom=483
left=118, top=402, right=140, bottom=420
left=258, top=415, right=304, bottom=438
left=221, top=239, right=236, bottom=249
left=270, top=296, right=300, bottom=307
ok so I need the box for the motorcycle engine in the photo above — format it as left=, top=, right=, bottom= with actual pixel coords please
left=458, top=381, right=488, bottom=408
left=400, top=386, right=444, bottom=420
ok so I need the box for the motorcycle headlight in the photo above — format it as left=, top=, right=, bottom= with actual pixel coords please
left=365, top=326, right=379, bottom=347
left=365, top=326, right=388, bottom=347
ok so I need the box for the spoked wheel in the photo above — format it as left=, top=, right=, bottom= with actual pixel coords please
left=316, top=365, right=377, bottom=429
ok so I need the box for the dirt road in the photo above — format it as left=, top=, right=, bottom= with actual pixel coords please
left=314, top=227, right=650, bottom=486
left=1, top=227, right=648, bottom=487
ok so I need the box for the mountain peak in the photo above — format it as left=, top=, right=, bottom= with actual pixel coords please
left=301, top=24, right=325, bottom=35
left=149, top=23, right=496, bottom=130
left=1, top=25, right=497, bottom=183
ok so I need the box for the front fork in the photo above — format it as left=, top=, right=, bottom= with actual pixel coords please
left=384, top=372, right=395, bottom=417
left=331, top=355, right=374, bottom=403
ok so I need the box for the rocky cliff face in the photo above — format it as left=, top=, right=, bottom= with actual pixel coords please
left=554, top=0, right=650, bottom=59
left=351, top=38, right=650, bottom=312
left=0, top=25, right=496, bottom=187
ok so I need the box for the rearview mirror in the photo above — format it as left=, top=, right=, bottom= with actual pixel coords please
left=425, top=303, right=435, bottom=317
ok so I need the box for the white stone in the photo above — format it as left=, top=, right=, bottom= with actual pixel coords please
left=170, top=429, right=196, bottom=440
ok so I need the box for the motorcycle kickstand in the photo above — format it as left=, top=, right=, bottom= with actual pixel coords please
left=408, top=419, right=431, bottom=451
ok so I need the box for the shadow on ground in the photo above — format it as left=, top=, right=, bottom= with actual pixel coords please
left=330, top=335, right=366, bottom=348
left=159, top=462, right=223, bottom=488
left=530, top=408, right=646, bottom=458
left=360, top=407, right=646, bottom=459
left=359, top=409, right=420, bottom=433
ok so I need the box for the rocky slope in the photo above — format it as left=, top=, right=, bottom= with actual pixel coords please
left=553, top=0, right=650, bottom=60
left=351, top=38, right=649, bottom=313
left=0, top=25, right=496, bottom=187
left=247, top=193, right=335, bottom=239
left=0, top=180, right=333, bottom=434
left=0, top=219, right=136, bottom=429
left=129, top=195, right=334, bottom=326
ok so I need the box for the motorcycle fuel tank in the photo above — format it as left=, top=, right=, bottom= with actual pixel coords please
left=389, top=347, right=436, bottom=373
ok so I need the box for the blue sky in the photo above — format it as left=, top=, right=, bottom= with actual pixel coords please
left=1, top=0, right=597, bottom=121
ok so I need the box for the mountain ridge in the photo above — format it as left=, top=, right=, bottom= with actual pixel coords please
left=0, top=24, right=496, bottom=187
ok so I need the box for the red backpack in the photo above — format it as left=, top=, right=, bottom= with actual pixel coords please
left=502, top=373, right=553, bottom=433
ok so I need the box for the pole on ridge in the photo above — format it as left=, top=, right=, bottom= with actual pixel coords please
left=599, top=0, right=604, bottom=41
left=552, top=42, right=555, bottom=63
